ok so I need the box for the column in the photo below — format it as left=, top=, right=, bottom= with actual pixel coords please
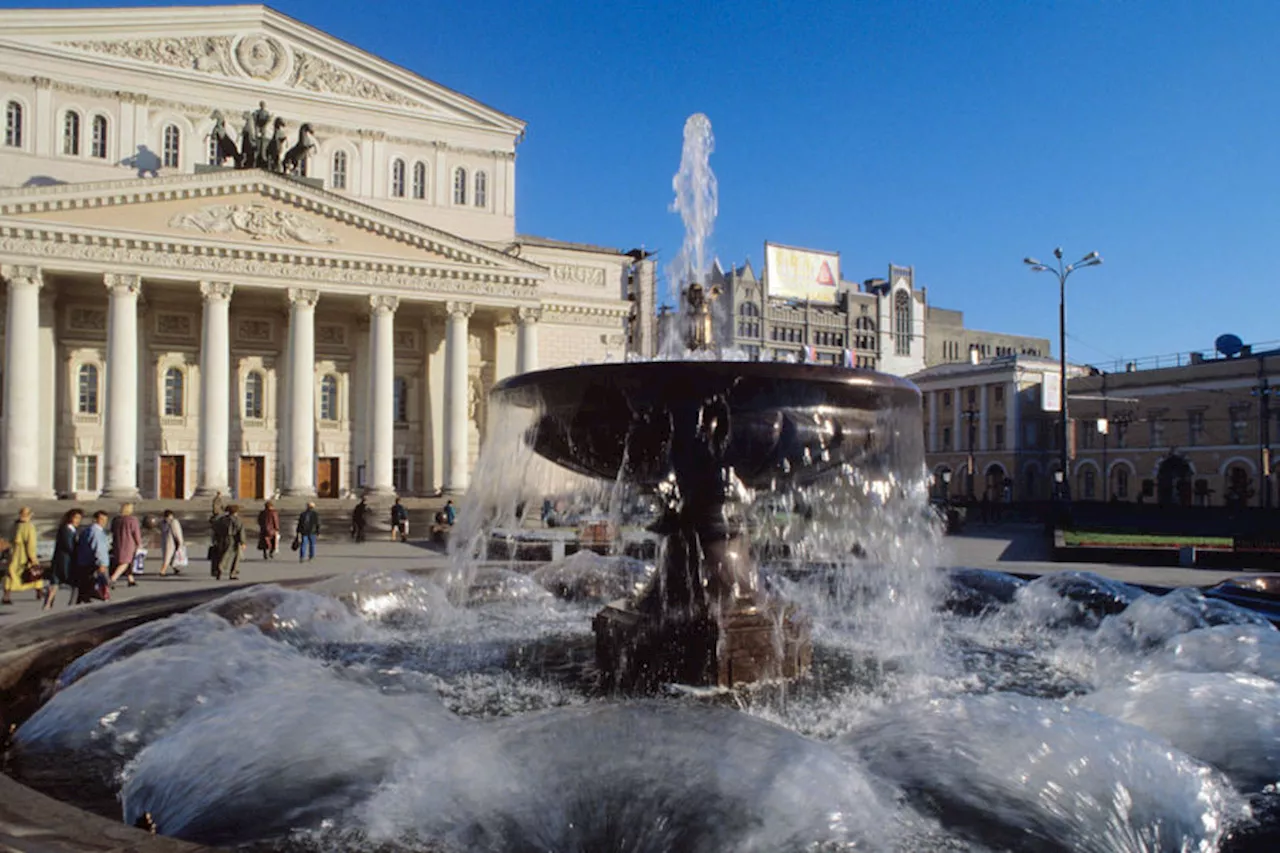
left=1, top=266, right=45, bottom=498
left=927, top=390, right=939, bottom=453
left=516, top=306, right=540, bottom=374
left=283, top=288, right=318, bottom=496
left=979, top=385, right=989, bottom=451
left=194, top=281, right=233, bottom=496
left=952, top=387, right=962, bottom=452
left=102, top=273, right=141, bottom=499
left=366, top=294, right=398, bottom=497
left=443, top=301, right=473, bottom=494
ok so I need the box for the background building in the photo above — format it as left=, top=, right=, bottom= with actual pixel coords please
left=911, top=354, right=1089, bottom=501
left=1067, top=344, right=1280, bottom=508
left=0, top=4, right=654, bottom=500
left=708, top=243, right=1047, bottom=377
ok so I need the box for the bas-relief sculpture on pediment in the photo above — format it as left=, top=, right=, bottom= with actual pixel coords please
left=168, top=203, right=339, bottom=246
left=54, top=36, right=431, bottom=111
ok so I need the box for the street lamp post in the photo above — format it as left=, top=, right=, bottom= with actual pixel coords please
left=1024, top=248, right=1103, bottom=500
left=962, top=408, right=979, bottom=497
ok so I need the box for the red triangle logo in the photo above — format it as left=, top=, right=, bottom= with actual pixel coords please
left=816, top=261, right=835, bottom=286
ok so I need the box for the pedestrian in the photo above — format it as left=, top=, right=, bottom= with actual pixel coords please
left=390, top=497, right=409, bottom=541
left=3, top=507, right=50, bottom=606
left=108, top=502, right=143, bottom=588
left=351, top=497, right=369, bottom=542
left=295, top=501, right=320, bottom=562
left=210, top=490, right=225, bottom=521
left=73, top=510, right=111, bottom=604
left=159, top=509, right=185, bottom=576
left=210, top=504, right=245, bottom=581
left=257, top=501, right=280, bottom=560
left=46, top=507, right=82, bottom=610
left=443, top=500, right=456, bottom=526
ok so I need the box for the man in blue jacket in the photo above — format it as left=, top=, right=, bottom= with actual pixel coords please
left=73, top=510, right=111, bottom=604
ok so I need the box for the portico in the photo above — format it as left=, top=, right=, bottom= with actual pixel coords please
left=0, top=169, right=577, bottom=500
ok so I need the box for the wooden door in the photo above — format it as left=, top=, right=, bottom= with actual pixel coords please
left=239, top=456, right=265, bottom=500
left=158, top=455, right=184, bottom=499
left=317, top=457, right=339, bottom=498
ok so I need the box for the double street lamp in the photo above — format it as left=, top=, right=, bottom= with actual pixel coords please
left=1024, top=247, right=1103, bottom=500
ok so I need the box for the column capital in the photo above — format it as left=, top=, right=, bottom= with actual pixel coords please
left=199, top=281, right=234, bottom=301
left=445, top=300, right=474, bottom=320
left=516, top=305, right=542, bottom=324
left=104, top=273, right=141, bottom=295
left=287, top=287, right=320, bottom=308
left=370, top=294, right=400, bottom=315
left=0, top=264, right=42, bottom=288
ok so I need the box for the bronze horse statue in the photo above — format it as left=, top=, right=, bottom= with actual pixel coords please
left=281, top=123, right=317, bottom=176
left=209, top=111, right=239, bottom=167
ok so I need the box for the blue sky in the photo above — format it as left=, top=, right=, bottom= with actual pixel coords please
left=14, top=0, right=1280, bottom=365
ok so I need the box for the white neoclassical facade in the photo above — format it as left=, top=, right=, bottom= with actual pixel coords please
left=0, top=5, right=656, bottom=501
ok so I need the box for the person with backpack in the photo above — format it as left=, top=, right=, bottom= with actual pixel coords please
left=390, top=497, right=409, bottom=541
left=295, top=502, right=320, bottom=562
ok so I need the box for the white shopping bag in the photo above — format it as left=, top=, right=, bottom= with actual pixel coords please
left=173, top=545, right=189, bottom=568
left=132, top=549, right=147, bottom=575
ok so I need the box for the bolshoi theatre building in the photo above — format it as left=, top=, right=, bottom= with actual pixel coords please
left=0, top=4, right=657, bottom=502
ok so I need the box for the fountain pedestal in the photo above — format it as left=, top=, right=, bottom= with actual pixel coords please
left=593, top=599, right=812, bottom=690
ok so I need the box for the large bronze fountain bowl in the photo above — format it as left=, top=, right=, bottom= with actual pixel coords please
left=491, top=361, right=922, bottom=690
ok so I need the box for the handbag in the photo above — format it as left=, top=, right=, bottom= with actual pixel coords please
left=21, top=561, right=43, bottom=584
left=290, top=535, right=301, bottom=552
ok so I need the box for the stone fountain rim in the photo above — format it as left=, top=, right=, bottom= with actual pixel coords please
left=0, top=578, right=336, bottom=853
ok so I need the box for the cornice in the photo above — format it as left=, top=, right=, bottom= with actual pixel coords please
left=541, top=301, right=631, bottom=326
left=0, top=227, right=538, bottom=302
left=0, top=168, right=544, bottom=276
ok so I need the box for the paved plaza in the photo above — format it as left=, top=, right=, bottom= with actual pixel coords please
left=0, top=525, right=1268, bottom=628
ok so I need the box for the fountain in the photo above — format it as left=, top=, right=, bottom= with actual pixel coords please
left=3, top=114, right=1280, bottom=853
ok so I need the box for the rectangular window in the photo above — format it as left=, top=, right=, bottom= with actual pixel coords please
left=1024, top=420, right=1039, bottom=448
left=74, top=455, right=98, bottom=492
left=1149, top=417, right=1165, bottom=448
left=1230, top=407, right=1249, bottom=445
left=1080, top=418, right=1095, bottom=449
left=1187, top=411, right=1204, bottom=446
left=967, top=388, right=976, bottom=406
left=994, top=423, right=1005, bottom=449
left=942, top=391, right=952, bottom=407
left=942, top=426, right=952, bottom=450
left=392, top=457, right=411, bottom=493
left=994, top=385, right=1004, bottom=404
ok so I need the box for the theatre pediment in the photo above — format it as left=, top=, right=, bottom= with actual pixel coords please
left=0, top=171, right=543, bottom=276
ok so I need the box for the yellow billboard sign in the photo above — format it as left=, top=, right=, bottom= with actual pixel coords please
left=765, top=243, right=841, bottom=304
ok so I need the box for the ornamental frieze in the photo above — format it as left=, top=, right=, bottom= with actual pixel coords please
left=289, top=50, right=420, bottom=108
left=57, top=37, right=236, bottom=76
left=550, top=264, right=607, bottom=287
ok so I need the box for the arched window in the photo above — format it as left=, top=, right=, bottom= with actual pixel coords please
left=3, top=100, right=21, bottom=148
left=1082, top=468, right=1097, bottom=500
left=412, top=161, right=427, bottom=200
left=1114, top=467, right=1129, bottom=499
left=163, top=367, right=185, bottom=416
left=393, top=376, right=409, bottom=424
left=331, top=150, right=348, bottom=190
left=391, top=158, right=406, bottom=198
left=208, top=131, right=220, bottom=166
left=319, top=374, right=339, bottom=422
left=91, top=115, right=108, bottom=159
left=453, top=167, right=467, bottom=205
left=894, top=290, right=911, bottom=356
left=244, top=371, right=264, bottom=420
left=62, top=110, right=81, bottom=155
left=77, top=364, right=99, bottom=414
left=162, top=124, right=180, bottom=168
left=474, top=170, right=487, bottom=207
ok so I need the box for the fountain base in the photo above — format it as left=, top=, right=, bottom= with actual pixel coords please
left=593, top=599, right=812, bottom=690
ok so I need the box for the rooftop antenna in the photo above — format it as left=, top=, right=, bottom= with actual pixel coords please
left=1215, top=333, right=1244, bottom=359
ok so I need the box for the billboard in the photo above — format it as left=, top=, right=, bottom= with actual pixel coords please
left=1041, top=373, right=1062, bottom=412
left=765, top=243, right=841, bottom=304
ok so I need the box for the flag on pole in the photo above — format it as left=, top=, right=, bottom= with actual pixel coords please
left=842, top=348, right=855, bottom=367
left=802, top=345, right=816, bottom=363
